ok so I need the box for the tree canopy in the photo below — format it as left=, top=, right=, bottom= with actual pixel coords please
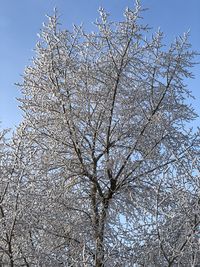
left=0, top=2, right=200, bottom=266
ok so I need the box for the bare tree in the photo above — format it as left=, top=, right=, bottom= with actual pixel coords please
left=16, top=2, right=199, bottom=266
left=0, top=124, right=37, bottom=266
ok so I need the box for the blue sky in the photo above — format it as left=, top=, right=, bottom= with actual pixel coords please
left=0, top=0, right=199, bottom=130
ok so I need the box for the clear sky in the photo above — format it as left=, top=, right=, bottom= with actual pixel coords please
left=0, top=0, right=199, bottom=130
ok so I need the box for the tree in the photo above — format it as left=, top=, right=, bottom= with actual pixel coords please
left=17, top=2, right=199, bottom=266
left=0, top=124, right=37, bottom=266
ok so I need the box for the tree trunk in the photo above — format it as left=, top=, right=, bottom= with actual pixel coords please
left=94, top=199, right=109, bottom=267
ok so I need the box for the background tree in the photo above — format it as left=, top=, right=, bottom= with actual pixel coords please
left=16, top=1, right=200, bottom=266
left=0, top=124, right=36, bottom=266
